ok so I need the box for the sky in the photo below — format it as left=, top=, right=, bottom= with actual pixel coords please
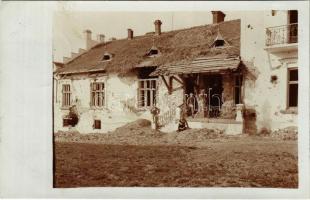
left=53, top=11, right=242, bottom=62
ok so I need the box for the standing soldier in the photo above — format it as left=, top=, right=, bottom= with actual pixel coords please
left=187, top=93, right=196, bottom=118
left=150, top=105, right=160, bottom=130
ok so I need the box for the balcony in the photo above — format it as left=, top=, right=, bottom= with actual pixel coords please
left=265, top=23, right=298, bottom=53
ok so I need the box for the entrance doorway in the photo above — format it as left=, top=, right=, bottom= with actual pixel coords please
left=183, top=75, right=199, bottom=117
left=203, top=74, right=223, bottom=107
left=183, top=74, right=224, bottom=118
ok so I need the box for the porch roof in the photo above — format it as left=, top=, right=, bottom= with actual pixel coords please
left=150, top=56, right=242, bottom=76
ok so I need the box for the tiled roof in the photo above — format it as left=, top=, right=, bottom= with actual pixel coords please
left=56, top=19, right=240, bottom=75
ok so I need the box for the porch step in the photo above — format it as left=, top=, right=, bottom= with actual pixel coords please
left=188, top=121, right=243, bottom=135
left=187, top=117, right=241, bottom=124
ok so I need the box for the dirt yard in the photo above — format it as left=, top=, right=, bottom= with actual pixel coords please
left=54, top=120, right=298, bottom=188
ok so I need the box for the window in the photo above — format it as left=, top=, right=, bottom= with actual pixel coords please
left=94, top=120, right=101, bottom=129
left=211, top=32, right=228, bottom=48
left=288, top=10, right=298, bottom=43
left=214, top=39, right=225, bottom=47
left=288, top=68, right=298, bottom=107
left=138, top=79, right=157, bottom=108
left=146, top=47, right=160, bottom=57
left=101, top=53, right=112, bottom=61
left=91, top=82, right=105, bottom=107
left=62, top=84, right=71, bottom=107
left=148, top=49, right=158, bottom=56
left=288, top=10, right=298, bottom=24
left=234, top=75, right=243, bottom=104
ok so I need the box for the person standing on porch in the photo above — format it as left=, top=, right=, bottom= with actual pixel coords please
left=187, top=93, right=196, bottom=118
left=197, top=89, right=206, bottom=118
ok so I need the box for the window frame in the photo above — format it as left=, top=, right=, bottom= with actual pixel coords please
left=90, top=82, right=105, bottom=108
left=137, top=78, right=157, bottom=109
left=61, top=84, right=71, bottom=108
left=287, top=67, right=298, bottom=109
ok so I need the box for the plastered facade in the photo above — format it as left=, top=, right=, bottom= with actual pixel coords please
left=54, top=73, right=153, bottom=133
left=239, top=11, right=298, bottom=131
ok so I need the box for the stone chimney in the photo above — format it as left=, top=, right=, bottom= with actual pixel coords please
left=154, top=20, right=162, bottom=35
left=127, top=29, right=133, bottom=40
left=84, top=29, right=93, bottom=49
left=97, top=34, right=105, bottom=43
left=211, top=11, right=226, bottom=24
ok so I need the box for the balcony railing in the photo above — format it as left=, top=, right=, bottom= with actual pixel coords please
left=266, top=23, right=298, bottom=46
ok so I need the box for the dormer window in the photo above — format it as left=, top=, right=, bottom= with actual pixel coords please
left=101, top=53, right=112, bottom=61
left=214, top=39, right=225, bottom=47
left=146, top=46, right=160, bottom=57
left=103, top=54, right=111, bottom=60
left=210, top=31, right=229, bottom=48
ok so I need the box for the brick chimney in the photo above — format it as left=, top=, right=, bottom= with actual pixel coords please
left=154, top=20, right=162, bottom=35
left=97, top=34, right=105, bottom=43
left=84, top=29, right=92, bottom=49
left=127, top=29, right=133, bottom=40
left=211, top=11, right=226, bottom=24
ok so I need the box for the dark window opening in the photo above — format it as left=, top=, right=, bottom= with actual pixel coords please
left=102, top=54, right=111, bottom=61
left=289, top=10, right=298, bottom=24
left=288, top=10, right=298, bottom=43
left=288, top=84, right=298, bottom=107
left=146, top=48, right=160, bottom=57
left=138, top=67, right=157, bottom=79
left=288, top=69, right=298, bottom=107
left=149, top=49, right=158, bottom=55
left=214, top=40, right=225, bottom=47
left=94, top=120, right=101, bottom=129
left=289, top=69, right=298, bottom=81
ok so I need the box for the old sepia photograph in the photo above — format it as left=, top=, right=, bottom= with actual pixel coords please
left=52, top=10, right=299, bottom=188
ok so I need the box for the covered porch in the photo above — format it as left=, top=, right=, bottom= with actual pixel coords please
left=152, top=56, right=245, bottom=134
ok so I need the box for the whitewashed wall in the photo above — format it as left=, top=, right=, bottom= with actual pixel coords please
left=239, top=10, right=298, bottom=131
left=54, top=73, right=150, bottom=133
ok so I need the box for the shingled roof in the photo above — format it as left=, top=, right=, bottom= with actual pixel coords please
left=56, top=19, right=240, bottom=75
left=150, top=56, right=242, bottom=76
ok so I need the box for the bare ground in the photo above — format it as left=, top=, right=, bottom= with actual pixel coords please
left=54, top=120, right=298, bottom=188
